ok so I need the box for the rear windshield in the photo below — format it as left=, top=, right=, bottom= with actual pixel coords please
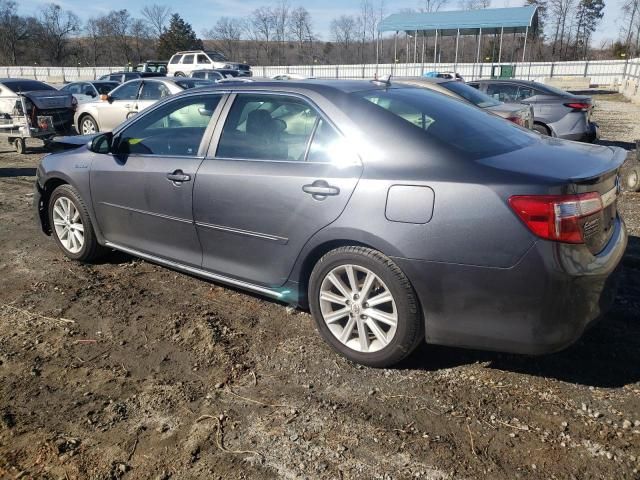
left=174, top=79, right=216, bottom=89
left=441, top=81, right=501, bottom=108
left=355, top=87, right=535, bottom=158
left=3, top=80, right=56, bottom=92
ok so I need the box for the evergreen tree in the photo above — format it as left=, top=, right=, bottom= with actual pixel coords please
left=157, top=13, right=203, bottom=59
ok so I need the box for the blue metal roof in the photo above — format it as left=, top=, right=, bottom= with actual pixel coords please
left=378, top=6, right=538, bottom=34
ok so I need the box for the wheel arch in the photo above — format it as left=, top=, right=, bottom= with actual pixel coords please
left=37, top=177, right=70, bottom=235
left=77, top=112, right=99, bottom=133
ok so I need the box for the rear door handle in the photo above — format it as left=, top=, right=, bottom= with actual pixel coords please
left=166, top=170, right=191, bottom=183
left=302, top=180, right=340, bottom=198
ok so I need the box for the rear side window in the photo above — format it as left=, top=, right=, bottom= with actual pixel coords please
left=486, top=84, right=519, bottom=102
left=192, top=71, right=205, bottom=79
left=182, top=54, right=194, bottom=64
left=441, top=81, right=501, bottom=108
left=355, top=87, right=534, bottom=158
left=64, top=83, right=82, bottom=94
left=216, top=94, right=319, bottom=161
left=170, top=55, right=183, bottom=64
left=139, top=81, right=171, bottom=100
left=197, top=54, right=211, bottom=64
left=118, top=94, right=222, bottom=156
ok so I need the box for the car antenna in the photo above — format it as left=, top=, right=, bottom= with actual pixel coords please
left=371, top=74, right=392, bottom=88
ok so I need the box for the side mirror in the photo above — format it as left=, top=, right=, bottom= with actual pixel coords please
left=90, top=132, right=113, bottom=154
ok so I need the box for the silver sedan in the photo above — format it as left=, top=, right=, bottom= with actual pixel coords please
left=74, top=77, right=215, bottom=134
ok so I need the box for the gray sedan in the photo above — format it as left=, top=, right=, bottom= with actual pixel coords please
left=35, top=80, right=627, bottom=367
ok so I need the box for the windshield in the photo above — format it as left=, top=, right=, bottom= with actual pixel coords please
left=441, top=81, right=501, bottom=108
left=206, top=51, right=228, bottom=62
left=4, top=80, right=56, bottom=93
left=175, top=79, right=216, bottom=90
left=354, top=87, right=535, bottom=158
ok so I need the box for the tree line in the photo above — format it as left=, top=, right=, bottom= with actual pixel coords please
left=0, top=0, right=636, bottom=68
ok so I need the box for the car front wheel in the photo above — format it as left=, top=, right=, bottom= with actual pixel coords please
left=309, top=246, right=423, bottom=367
left=48, top=184, right=105, bottom=262
left=79, top=115, right=98, bottom=135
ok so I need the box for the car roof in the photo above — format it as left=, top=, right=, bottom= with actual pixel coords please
left=0, top=78, right=47, bottom=84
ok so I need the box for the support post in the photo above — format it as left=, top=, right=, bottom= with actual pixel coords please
left=498, top=27, right=504, bottom=63
left=394, top=31, right=398, bottom=63
left=414, top=30, right=418, bottom=64
left=406, top=33, right=410, bottom=64
left=421, top=32, right=426, bottom=75
left=522, top=26, right=529, bottom=63
left=454, top=28, right=460, bottom=72
left=476, top=28, right=482, bottom=79
left=375, top=31, right=380, bottom=77
left=433, top=29, right=438, bottom=67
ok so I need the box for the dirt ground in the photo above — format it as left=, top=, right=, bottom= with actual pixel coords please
left=0, top=92, right=639, bottom=480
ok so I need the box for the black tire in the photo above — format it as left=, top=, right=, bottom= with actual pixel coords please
left=533, top=123, right=550, bottom=136
left=309, top=246, right=424, bottom=367
left=623, top=165, right=640, bottom=192
left=14, top=138, right=25, bottom=154
left=174, top=71, right=186, bottom=77
left=48, top=184, right=106, bottom=263
left=78, top=115, right=99, bottom=135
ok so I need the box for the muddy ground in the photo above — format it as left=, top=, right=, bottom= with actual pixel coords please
left=0, top=92, right=639, bottom=480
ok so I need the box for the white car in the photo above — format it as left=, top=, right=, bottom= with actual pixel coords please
left=60, top=81, right=119, bottom=104
left=167, top=50, right=251, bottom=77
left=74, top=77, right=215, bottom=134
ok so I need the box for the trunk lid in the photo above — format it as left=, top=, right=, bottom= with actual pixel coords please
left=20, top=90, right=73, bottom=110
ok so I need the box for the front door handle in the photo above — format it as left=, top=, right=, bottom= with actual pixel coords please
left=302, top=180, right=340, bottom=199
left=166, top=170, right=191, bottom=183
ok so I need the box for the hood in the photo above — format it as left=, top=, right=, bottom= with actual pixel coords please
left=51, top=134, right=98, bottom=147
left=20, top=90, right=73, bottom=110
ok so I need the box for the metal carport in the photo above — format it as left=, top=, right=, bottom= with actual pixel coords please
left=376, top=6, right=539, bottom=75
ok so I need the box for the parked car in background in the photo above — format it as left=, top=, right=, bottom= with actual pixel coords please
left=468, top=79, right=598, bottom=142
left=395, top=77, right=533, bottom=129
left=423, top=71, right=464, bottom=81
left=99, top=71, right=165, bottom=83
left=74, top=77, right=215, bottom=134
left=133, top=60, right=168, bottom=74
left=60, top=81, right=119, bottom=104
left=37, top=80, right=626, bottom=367
left=272, top=73, right=314, bottom=80
left=190, top=69, right=251, bottom=81
left=168, top=50, right=252, bottom=77
left=0, top=78, right=75, bottom=144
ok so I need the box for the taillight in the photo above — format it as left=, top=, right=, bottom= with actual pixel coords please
left=506, top=116, right=524, bottom=126
left=508, top=192, right=603, bottom=243
left=564, top=102, right=590, bottom=111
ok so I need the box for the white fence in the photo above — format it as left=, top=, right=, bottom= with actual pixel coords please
left=619, top=57, right=640, bottom=103
left=0, top=59, right=636, bottom=86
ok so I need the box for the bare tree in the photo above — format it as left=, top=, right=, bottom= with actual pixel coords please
left=251, top=7, right=276, bottom=64
left=203, top=17, right=245, bottom=60
left=39, top=3, right=80, bottom=65
left=141, top=4, right=171, bottom=38
left=0, top=0, right=30, bottom=65
left=130, top=18, right=151, bottom=63
left=289, top=7, right=314, bottom=61
left=273, top=0, right=290, bottom=65
left=331, top=15, right=358, bottom=62
left=458, top=0, right=491, bottom=9
left=419, top=0, right=449, bottom=12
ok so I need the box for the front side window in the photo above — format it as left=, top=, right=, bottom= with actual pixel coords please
left=216, top=94, right=319, bottom=161
left=139, top=81, right=171, bottom=100
left=355, top=87, right=534, bottom=158
left=486, top=83, right=519, bottom=102
left=117, top=94, right=221, bottom=157
left=182, top=54, right=194, bottom=64
left=197, top=54, right=211, bottom=64
left=95, top=82, right=118, bottom=95
left=110, top=81, right=141, bottom=101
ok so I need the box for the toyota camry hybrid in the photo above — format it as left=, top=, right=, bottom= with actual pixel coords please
left=35, top=80, right=627, bottom=367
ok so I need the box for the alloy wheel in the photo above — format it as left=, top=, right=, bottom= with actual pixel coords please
left=52, top=196, right=85, bottom=254
left=81, top=118, right=96, bottom=135
left=319, top=264, right=398, bottom=353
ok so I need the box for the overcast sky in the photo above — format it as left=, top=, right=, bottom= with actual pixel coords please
left=19, top=0, right=628, bottom=46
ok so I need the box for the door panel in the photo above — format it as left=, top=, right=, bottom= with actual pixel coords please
left=194, top=160, right=361, bottom=286
left=90, top=93, right=224, bottom=266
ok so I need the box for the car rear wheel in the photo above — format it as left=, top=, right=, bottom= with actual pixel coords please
left=48, top=184, right=105, bottom=262
left=309, top=246, right=423, bottom=367
left=14, top=138, right=25, bottom=154
left=533, top=123, right=550, bottom=136
left=79, top=115, right=98, bottom=135
left=174, top=71, right=186, bottom=77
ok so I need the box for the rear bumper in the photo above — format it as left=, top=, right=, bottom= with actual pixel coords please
left=560, top=122, right=599, bottom=143
left=393, top=215, right=627, bottom=355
